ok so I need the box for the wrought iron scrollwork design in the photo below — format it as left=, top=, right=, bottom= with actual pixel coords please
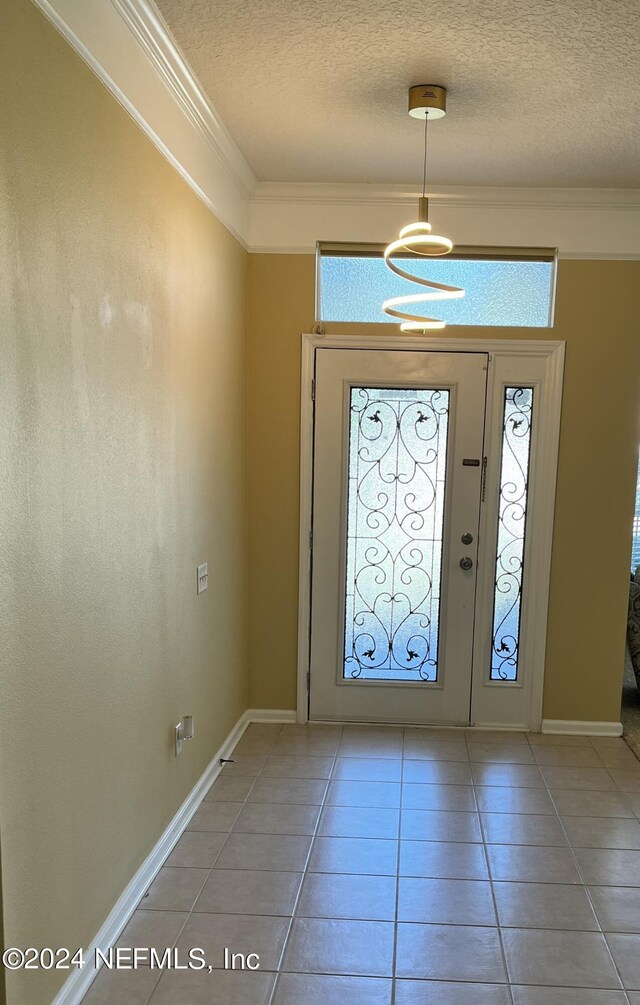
left=490, top=387, right=534, bottom=681
left=343, top=387, right=449, bottom=683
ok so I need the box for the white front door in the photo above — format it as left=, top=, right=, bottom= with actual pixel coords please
left=309, top=348, right=488, bottom=724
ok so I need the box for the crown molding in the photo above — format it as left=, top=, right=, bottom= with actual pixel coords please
left=249, top=183, right=640, bottom=258
left=109, top=0, right=255, bottom=196
left=30, top=0, right=640, bottom=259
left=251, top=182, right=640, bottom=211
left=32, top=0, right=256, bottom=246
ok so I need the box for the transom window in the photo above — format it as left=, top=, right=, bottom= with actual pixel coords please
left=317, top=244, right=557, bottom=328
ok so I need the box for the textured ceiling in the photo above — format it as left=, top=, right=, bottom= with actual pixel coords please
left=155, top=0, right=640, bottom=187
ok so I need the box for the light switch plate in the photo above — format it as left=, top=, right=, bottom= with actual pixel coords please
left=197, top=563, right=208, bottom=595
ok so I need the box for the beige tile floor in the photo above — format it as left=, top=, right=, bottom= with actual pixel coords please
left=82, top=723, right=640, bottom=1005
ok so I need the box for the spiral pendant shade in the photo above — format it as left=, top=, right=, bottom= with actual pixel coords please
left=382, top=87, right=464, bottom=332
left=382, top=220, right=464, bottom=331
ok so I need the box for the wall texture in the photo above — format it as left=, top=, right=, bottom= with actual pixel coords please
left=2, top=3, right=640, bottom=1001
left=0, top=3, right=248, bottom=1003
left=247, top=255, right=640, bottom=723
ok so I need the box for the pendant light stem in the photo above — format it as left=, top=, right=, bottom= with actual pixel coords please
left=422, top=110, right=428, bottom=197
left=419, top=111, right=429, bottom=222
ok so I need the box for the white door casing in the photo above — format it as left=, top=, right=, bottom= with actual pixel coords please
left=297, top=334, right=565, bottom=731
left=471, top=349, right=564, bottom=729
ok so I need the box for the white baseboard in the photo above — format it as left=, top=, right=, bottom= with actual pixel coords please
left=51, top=708, right=298, bottom=1004
left=470, top=723, right=528, bottom=732
left=51, top=710, right=251, bottom=1005
left=542, top=719, right=624, bottom=737
left=246, top=708, right=297, bottom=723
left=249, top=714, right=625, bottom=738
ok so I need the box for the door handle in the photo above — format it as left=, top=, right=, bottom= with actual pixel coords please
left=459, top=557, right=473, bottom=571
left=461, top=532, right=474, bottom=545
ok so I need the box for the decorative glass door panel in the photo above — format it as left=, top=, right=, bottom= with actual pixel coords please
left=491, top=387, right=534, bottom=681
left=310, top=349, right=488, bottom=725
left=344, top=387, right=449, bottom=683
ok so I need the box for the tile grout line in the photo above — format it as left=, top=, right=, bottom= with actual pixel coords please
left=146, top=909, right=192, bottom=995
left=468, top=734, right=516, bottom=1005
left=220, top=725, right=305, bottom=1002
left=214, top=723, right=293, bottom=1003
left=533, top=732, right=633, bottom=1004
left=136, top=726, right=640, bottom=1003
left=266, top=725, right=343, bottom=1005
left=146, top=723, right=284, bottom=1005
left=270, top=730, right=639, bottom=997
left=138, top=959, right=165, bottom=1004
left=390, top=730, right=407, bottom=1004
left=600, top=745, right=640, bottom=821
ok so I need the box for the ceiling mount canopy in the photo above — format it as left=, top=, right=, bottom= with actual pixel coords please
left=408, top=84, right=447, bottom=120
left=382, top=84, right=464, bottom=332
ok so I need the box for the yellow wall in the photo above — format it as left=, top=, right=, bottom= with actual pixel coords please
left=247, top=255, right=640, bottom=722
left=0, top=4, right=248, bottom=1003
left=2, top=3, right=640, bottom=1000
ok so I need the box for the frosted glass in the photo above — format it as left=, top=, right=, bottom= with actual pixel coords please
left=491, top=387, right=533, bottom=681
left=320, top=256, right=553, bottom=327
left=343, top=386, right=449, bottom=683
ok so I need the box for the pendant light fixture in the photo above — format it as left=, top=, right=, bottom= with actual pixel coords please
left=382, top=85, right=464, bottom=331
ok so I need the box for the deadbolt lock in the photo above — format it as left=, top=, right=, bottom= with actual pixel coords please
left=459, top=557, right=473, bottom=571
left=461, top=532, right=474, bottom=545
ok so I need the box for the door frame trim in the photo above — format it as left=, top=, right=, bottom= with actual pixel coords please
left=297, top=333, right=565, bottom=730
